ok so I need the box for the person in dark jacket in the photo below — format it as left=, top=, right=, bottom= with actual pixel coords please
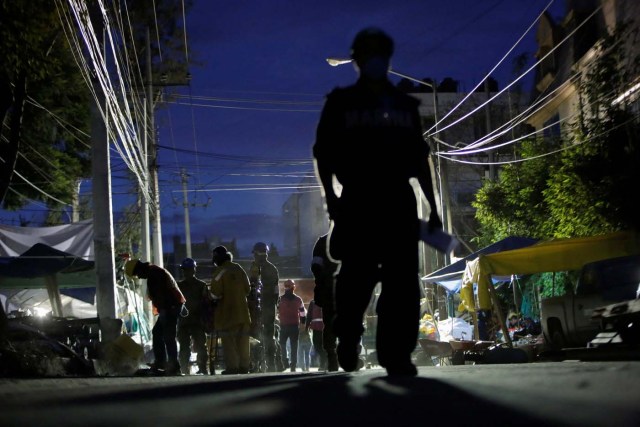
left=177, top=257, right=211, bottom=375
left=311, top=233, right=340, bottom=371
left=248, top=242, right=282, bottom=372
left=125, top=258, right=186, bottom=376
left=313, top=27, right=442, bottom=376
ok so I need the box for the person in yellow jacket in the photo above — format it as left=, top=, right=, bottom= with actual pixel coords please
left=210, top=245, right=252, bottom=375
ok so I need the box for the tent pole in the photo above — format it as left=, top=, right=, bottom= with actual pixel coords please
left=44, top=275, right=64, bottom=317
left=487, top=281, right=511, bottom=346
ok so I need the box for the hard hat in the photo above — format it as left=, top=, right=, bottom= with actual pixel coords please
left=284, top=279, right=295, bottom=290
left=212, top=245, right=228, bottom=257
left=253, top=242, right=269, bottom=254
left=180, top=257, right=197, bottom=269
left=124, top=259, right=139, bottom=277
left=350, top=27, right=394, bottom=60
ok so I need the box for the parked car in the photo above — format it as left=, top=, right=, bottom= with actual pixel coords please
left=540, top=254, right=640, bottom=349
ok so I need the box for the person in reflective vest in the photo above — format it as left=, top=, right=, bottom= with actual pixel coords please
left=277, top=279, right=306, bottom=372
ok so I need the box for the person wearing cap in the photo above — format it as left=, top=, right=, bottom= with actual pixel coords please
left=124, top=258, right=186, bottom=376
left=277, top=279, right=306, bottom=372
left=210, top=245, right=252, bottom=375
left=176, top=257, right=211, bottom=375
left=249, top=241, right=282, bottom=372
left=312, top=27, right=442, bottom=376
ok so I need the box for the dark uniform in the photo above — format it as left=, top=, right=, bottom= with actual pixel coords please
left=313, top=27, right=441, bottom=376
left=126, top=260, right=186, bottom=375
left=249, top=242, right=282, bottom=372
left=177, top=275, right=209, bottom=374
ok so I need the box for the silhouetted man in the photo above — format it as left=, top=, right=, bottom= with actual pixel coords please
left=313, top=27, right=442, bottom=376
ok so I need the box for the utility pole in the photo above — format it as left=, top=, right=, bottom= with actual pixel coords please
left=146, top=27, right=164, bottom=267
left=181, top=168, right=192, bottom=258
left=139, top=101, right=151, bottom=264
left=92, top=26, right=119, bottom=344
left=429, top=80, right=453, bottom=266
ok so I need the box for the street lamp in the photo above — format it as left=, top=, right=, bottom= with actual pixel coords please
left=325, top=57, right=452, bottom=267
left=325, top=57, right=438, bottom=124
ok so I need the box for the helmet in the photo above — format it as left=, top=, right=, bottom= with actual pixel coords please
left=283, top=279, right=295, bottom=291
left=212, top=245, right=228, bottom=257
left=124, top=259, right=139, bottom=277
left=180, top=257, right=197, bottom=269
left=350, top=27, right=394, bottom=60
left=252, top=242, right=269, bottom=254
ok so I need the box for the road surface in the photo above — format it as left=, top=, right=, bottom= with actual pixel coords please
left=1, top=361, right=638, bottom=427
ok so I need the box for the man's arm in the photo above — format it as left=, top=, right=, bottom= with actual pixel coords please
left=313, top=95, right=341, bottom=221
left=313, top=159, right=339, bottom=221
left=416, top=161, right=442, bottom=230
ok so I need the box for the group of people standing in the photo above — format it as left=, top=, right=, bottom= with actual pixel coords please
left=124, top=25, right=443, bottom=378
left=123, top=237, right=337, bottom=376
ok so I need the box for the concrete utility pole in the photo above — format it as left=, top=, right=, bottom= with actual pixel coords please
left=139, top=101, right=151, bottom=264
left=92, top=28, right=119, bottom=344
left=181, top=168, right=192, bottom=258
left=146, top=28, right=164, bottom=267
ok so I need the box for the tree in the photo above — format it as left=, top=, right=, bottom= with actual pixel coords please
left=472, top=22, right=640, bottom=300
left=0, top=0, right=91, bottom=219
left=0, top=0, right=193, bottom=228
left=474, top=22, right=640, bottom=245
left=544, top=23, right=640, bottom=236
left=473, top=136, right=561, bottom=247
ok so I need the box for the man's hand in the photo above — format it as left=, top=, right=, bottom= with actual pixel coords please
left=325, top=195, right=341, bottom=221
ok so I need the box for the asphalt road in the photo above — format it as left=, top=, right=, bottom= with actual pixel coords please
left=1, top=361, right=639, bottom=427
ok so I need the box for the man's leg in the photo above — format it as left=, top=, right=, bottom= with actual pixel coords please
left=322, top=306, right=339, bottom=371
left=152, top=316, right=167, bottom=370
left=237, top=324, right=251, bottom=373
left=163, top=307, right=182, bottom=375
left=279, top=328, right=290, bottom=369
left=312, top=329, right=327, bottom=370
left=177, top=323, right=192, bottom=374
left=289, top=329, right=299, bottom=372
left=193, top=326, right=208, bottom=374
left=221, top=331, right=239, bottom=373
left=262, top=302, right=277, bottom=371
left=334, top=259, right=376, bottom=372
left=376, top=249, right=421, bottom=376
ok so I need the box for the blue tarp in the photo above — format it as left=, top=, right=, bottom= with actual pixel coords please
left=422, top=236, right=538, bottom=293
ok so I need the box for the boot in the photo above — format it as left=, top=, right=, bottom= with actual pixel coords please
left=327, top=351, right=339, bottom=372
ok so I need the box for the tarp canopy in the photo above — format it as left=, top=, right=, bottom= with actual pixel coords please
left=422, top=236, right=538, bottom=293
left=0, top=219, right=93, bottom=260
left=460, top=230, right=640, bottom=313
left=0, top=243, right=95, bottom=282
left=0, top=244, right=97, bottom=318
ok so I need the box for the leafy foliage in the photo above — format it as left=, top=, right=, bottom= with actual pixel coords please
left=473, top=136, right=561, bottom=247
left=0, top=0, right=91, bottom=216
left=473, top=21, right=640, bottom=299
left=1, top=0, right=193, bottom=243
